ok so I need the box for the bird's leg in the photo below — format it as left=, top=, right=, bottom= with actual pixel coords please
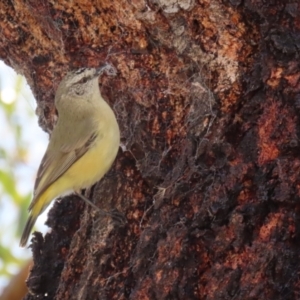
left=75, top=191, right=104, bottom=212
left=75, top=191, right=127, bottom=225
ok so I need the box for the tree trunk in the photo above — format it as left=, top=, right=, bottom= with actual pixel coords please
left=1, top=0, right=300, bottom=299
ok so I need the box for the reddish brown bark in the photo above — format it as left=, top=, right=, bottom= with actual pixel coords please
left=1, top=0, right=300, bottom=299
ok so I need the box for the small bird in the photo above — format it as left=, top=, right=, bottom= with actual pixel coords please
left=20, top=67, right=120, bottom=247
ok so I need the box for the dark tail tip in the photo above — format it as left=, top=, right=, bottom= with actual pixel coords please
left=20, top=215, right=37, bottom=247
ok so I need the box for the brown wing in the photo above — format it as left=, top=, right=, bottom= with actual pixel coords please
left=29, top=131, right=98, bottom=211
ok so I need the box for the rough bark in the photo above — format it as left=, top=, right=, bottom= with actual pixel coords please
left=1, top=0, right=300, bottom=299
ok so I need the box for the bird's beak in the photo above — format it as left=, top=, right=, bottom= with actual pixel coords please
left=95, top=65, right=106, bottom=76
left=95, top=63, right=117, bottom=77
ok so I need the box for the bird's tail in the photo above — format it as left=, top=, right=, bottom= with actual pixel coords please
left=20, top=183, right=63, bottom=247
left=19, top=213, right=38, bottom=247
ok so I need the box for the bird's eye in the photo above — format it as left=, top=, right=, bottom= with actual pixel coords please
left=79, top=77, right=88, bottom=84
